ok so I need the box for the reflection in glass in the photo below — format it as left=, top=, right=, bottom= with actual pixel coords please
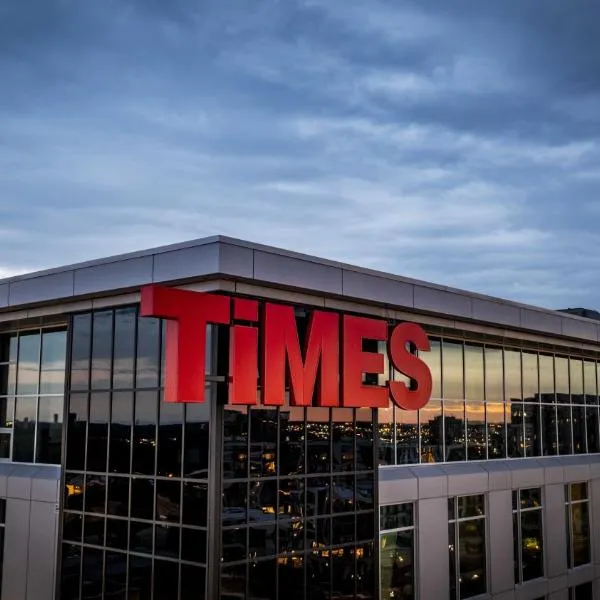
left=182, top=482, right=208, bottom=527
left=542, top=405, right=557, bottom=456
left=130, top=521, right=153, bottom=554
left=132, top=391, right=157, bottom=475
left=109, top=391, right=132, bottom=473
left=83, top=515, right=105, bottom=546
left=306, top=407, right=330, bottom=474
left=332, top=408, right=354, bottom=472
left=539, top=355, right=555, bottom=403
left=419, top=400, right=442, bottom=463
left=61, top=544, right=81, bottom=600
left=181, top=528, right=207, bottom=564
left=570, top=359, right=584, bottom=404
left=485, top=348, right=503, bottom=403
left=34, top=395, right=62, bottom=464
left=223, top=406, right=248, bottom=479
left=250, top=407, right=277, bottom=478
left=40, top=330, right=66, bottom=394
left=136, top=316, right=160, bottom=389
left=13, top=396, right=36, bottom=462
left=465, top=345, right=484, bottom=402
left=555, top=357, right=569, bottom=404
left=247, top=559, right=277, bottom=600
left=466, top=402, right=486, bottom=461
left=107, top=476, right=129, bottom=517
left=380, top=503, right=413, bottom=532
left=442, top=341, right=464, bottom=400
left=155, top=524, right=180, bottom=558
left=221, top=564, right=246, bottom=600
left=505, top=349, right=522, bottom=402
left=156, top=479, right=181, bottom=523
left=153, top=559, right=179, bottom=600
left=571, top=502, right=591, bottom=567
left=106, top=518, right=128, bottom=550
left=81, top=547, right=104, bottom=599
left=88, top=392, right=109, bottom=472
left=104, top=551, right=127, bottom=598
left=584, top=361, right=597, bottom=403
left=158, top=399, right=183, bottom=478
left=378, top=405, right=394, bottom=466
left=331, top=547, right=355, bottom=597
left=486, top=403, right=505, bottom=460
left=457, top=519, right=486, bottom=598
left=66, top=393, right=87, bottom=470
left=91, top=311, right=113, bottom=390
left=557, top=405, right=573, bottom=455
left=71, top=315, right=91, bottom=391
left=522, top=352, right=539, bottom=402
left=280, top=406, right=305, bottom=475
left=395, top=405, right=418, bottom=465
left=128, top=555, right=152, bottom=600
left=130, top=478, right=154, bottom=521
left=249, top=479, right=277, bottom=520
left=572, top=406, right=586, bottom=454
left=507, top=403, right=524, bottom=458
left=112, top=307, right=136, bottom=389
left=185, top=401, right=210, bottom=479
left=586, top=407, right=599, bottom=453
left=444, top=401, right=465, bottom=462
left=421, top=339, right=441, bottom=398
left=520, top=510, right=544, bottom=581
left=523, top=404, right=541, bottom=457
left=17, top=333, right=40, bottom=396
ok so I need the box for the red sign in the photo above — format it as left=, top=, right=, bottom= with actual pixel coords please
left=140, top=285, right=432, bottom=410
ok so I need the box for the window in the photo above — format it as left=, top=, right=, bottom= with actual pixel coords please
left=569, top=582, right=593, bottom=600
left=379, top=503, right=415, bottom=600
left=512, top=488, right=544, bottom=583
left=565, top=482, right=591, bottom=568
left=448, top=494, right=486, bottom=600
left=0, top=329, right=66, bottom=465
left=0, top=498, right=5, bottom=598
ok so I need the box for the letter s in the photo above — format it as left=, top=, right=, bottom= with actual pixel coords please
left=387, top=322, right=432, bottom=410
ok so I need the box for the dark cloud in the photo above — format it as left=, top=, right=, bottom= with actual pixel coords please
left=0, top=0, right=599, bottom=309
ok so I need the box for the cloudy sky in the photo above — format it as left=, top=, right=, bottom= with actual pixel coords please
left=1, top=0, right=599, bottom=309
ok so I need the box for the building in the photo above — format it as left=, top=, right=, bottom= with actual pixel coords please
left=0, top=235, right=598, bottom=600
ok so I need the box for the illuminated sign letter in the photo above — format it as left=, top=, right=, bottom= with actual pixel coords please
left=140, top=285, right=230, bottom=403
left=262, top=304, right=340, bottom=407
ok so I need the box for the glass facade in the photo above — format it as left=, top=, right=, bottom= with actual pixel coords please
left=565, top=482, right=591, bottom=569
left=379, top=338, right=600, bottom=466
left=448, top=494, right=487, bottom=600
left=0, top=328, right=66, bottom=464
left=512, top=488, right=544, bottom=583
left=379, top=503, right=415, bottom=600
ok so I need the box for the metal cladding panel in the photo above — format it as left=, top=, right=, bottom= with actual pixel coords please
left=152, top=242, right=220, bottom=282
left=9, top=271, right=74, bottom=306
left=545, top=483, right=568, bottom=578
left=561, top=316, right=598, bottom=341
left=417, top=497, right=450, bottom=600
left=219, top=243, right=254, bottom=278
left=7, top=464, right=39, bottom=500
left=378, top=467, right=418, bottom=504
left=0, top=284, right=8, bottom=308
left=520, top=308, right=563, bottom=336
left=74, top=256, right=154, bottom=295
left=592, top=479, right=600, bottom=568
left=31, top=467, right=60, bottom=503
left=413, top=285, right=472, bottom=318
left=253, top=250, right=343, bottom=295
left=342, top=270, right=414, bottom=308
left=515, top=580, right=549, bottom=600
left=26, top=500, right=58, bottom=600
left=410, top=465, right=448, bottom=499
left=472, top=298, right=521, bottom=328
left=440, top=463, right=488, bottom=496
left=3, top=498, right=31, bottom=600
left=488, top=490, right=515, bottom=594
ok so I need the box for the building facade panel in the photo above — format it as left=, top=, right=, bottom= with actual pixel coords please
left=152, top=242, right=220, bottom=282
left=73, top=256, right=154, bottom=296
left=341, top=270, right=414, bottom=308
left=9, top=272, right=74, bottom=307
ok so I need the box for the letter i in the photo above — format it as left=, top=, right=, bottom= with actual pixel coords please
left=228, top=298, right=260, bottom=405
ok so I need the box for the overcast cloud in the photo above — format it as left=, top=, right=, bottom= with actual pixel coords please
left=1, top=0, right=600, bottom=309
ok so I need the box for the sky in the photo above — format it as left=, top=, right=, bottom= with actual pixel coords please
left=1, top=0, right=600, bottom=310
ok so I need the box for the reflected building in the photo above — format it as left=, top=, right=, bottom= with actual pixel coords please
left=0, top=237, right=596, bottom=599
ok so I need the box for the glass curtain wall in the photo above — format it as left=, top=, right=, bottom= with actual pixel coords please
left=379, top=335, right=600, bottom=466
left=61, top=308, right=211, bottom=600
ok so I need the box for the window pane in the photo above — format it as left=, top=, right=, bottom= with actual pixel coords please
left=557, top=406, right=572, bottom=455
left=40, top=330, right=66, bottom=395
left=449, top=522, right=457, bottom=600
left=486, top=403, right=505, bottom=460
left=465, top=345, right=484, bottom=402
left=507, top=403, right=525, bottom=458
left=520, top=488, right=542, bottom=509
left=466, top=402, right=486, bottom=460
left=395, top=405, right=419, bottom=465
left=66, top=393, right=87, bottom=471
left=13, top=396, right=36, bottom=462
left=420, top=399, right=443, bottom=463
left=71, top=314, right=91, bottom=391
left=136, top=316, right=160, bottom=388
left=380, top=503, right=413, bottom=531
left=555, top=357, right=569, bottom=404
left=107, top=476, right=129, bottom=517
left=0, top=433, right=10, bottom=459
left=444, top=400, right=465, bottom=462
left=61, top=544, right=81, bottom=600
left=153, top=559, right=179, bottom=600
left=185, top=400, right=211, bottom=479
left=223, top=406, right=248, bottom=479
left=109, top=392, right=132, bottom=473
left=571, top=482, right=588, bottom=501
left=332, top=407, right=354, bottom=472
left=380, top=530, right=415, bottom=600
left=249, top=407, right=277, bottom=478
left=572, top=406, right=586, bottom=454
left=87, top=392, right=109, bottom=472
left=36, top=395, right=63, bottom=464
left=521, top=510, right=544, bottom=581
left=128, top=555, right=152, bottom=600
left=485, top=347, right=503, bottom=403
left=541, top=405, right=557, bottom=456
left=539, top=355, right=555, bottom=403
left=505, top=350, right=522, bottom=402
left=522, top=353, right=539, bottom=402
left=306, top=407, right=330, bottom=474
left=157, top=400, right=183, bottom=478
left=0, top=396, right=14, bottom=428
left=442, top=342, right=464, bottom=400
left=113, top=307, right=136, bottom=389
left=570, top=359, right=584, bottom=404
left=91, top=311, right=113, bottom=390
left=523, top=404, right=542, bottom=457
left=421, top=339, right=441, bottom=398
left=584, top=361, right=597, bottom=403
left=571, top=502, right=591, bottom=566
left=586, top=407, right=599, bottom=453
left=17, top=333, right=40, bottom=395
left=378, top=405, right=394, bottom=466
left=458, top=519, right=486, bottom=599
left=132, top=391, right=157, bottom=475
left=457, top=495, right=485, bottom=519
